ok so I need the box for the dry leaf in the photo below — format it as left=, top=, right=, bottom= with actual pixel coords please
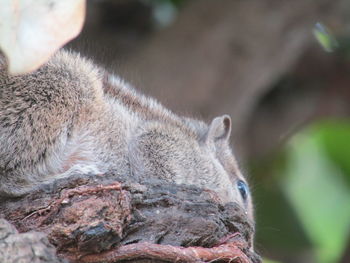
left=0, top=0, right=86, bottom=75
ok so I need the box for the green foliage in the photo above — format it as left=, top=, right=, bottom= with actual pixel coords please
left=252, top=120, right=350, bottom=263
left=283, top=122, right=350, bottom=263
left=314, top=121, right=350, bottom=185
left=313, top=23, right=338, bottom=52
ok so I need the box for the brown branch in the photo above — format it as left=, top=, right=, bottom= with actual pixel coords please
left=1, top=175, right=259, bottom=262
left=66, top=239, right=250, bottom=263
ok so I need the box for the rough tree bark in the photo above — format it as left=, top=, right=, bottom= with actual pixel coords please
left=0, top=173, right=260, bottom=263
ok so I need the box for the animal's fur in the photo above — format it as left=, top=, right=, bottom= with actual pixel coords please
left=0, top=50, right=253, bottom=220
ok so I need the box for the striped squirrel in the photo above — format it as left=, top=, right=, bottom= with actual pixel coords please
left=0, top=50, right=253, bottom=221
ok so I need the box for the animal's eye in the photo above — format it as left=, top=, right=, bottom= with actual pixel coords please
left=237, top=180, right=249, bottom=201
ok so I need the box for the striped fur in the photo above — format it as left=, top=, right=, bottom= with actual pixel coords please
left=0, top=50, right=253, bottom=222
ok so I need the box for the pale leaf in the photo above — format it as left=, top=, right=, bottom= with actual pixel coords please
left=0, top=0, right=86, bottom=75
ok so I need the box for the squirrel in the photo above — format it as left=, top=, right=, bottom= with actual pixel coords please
left=0, top=50, right=253, bottom=220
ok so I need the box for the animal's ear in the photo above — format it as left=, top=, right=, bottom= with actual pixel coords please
left=206, top=115, right=231, bottom=144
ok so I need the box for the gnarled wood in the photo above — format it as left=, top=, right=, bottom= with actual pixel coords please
left=0, top=173, right=260, bottom=263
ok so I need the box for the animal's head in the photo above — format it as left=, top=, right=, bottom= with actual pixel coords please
left=129, top=114, right=253, bottom=222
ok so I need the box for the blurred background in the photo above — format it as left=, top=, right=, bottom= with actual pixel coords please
left=67, top=0, right=350, bottom=262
